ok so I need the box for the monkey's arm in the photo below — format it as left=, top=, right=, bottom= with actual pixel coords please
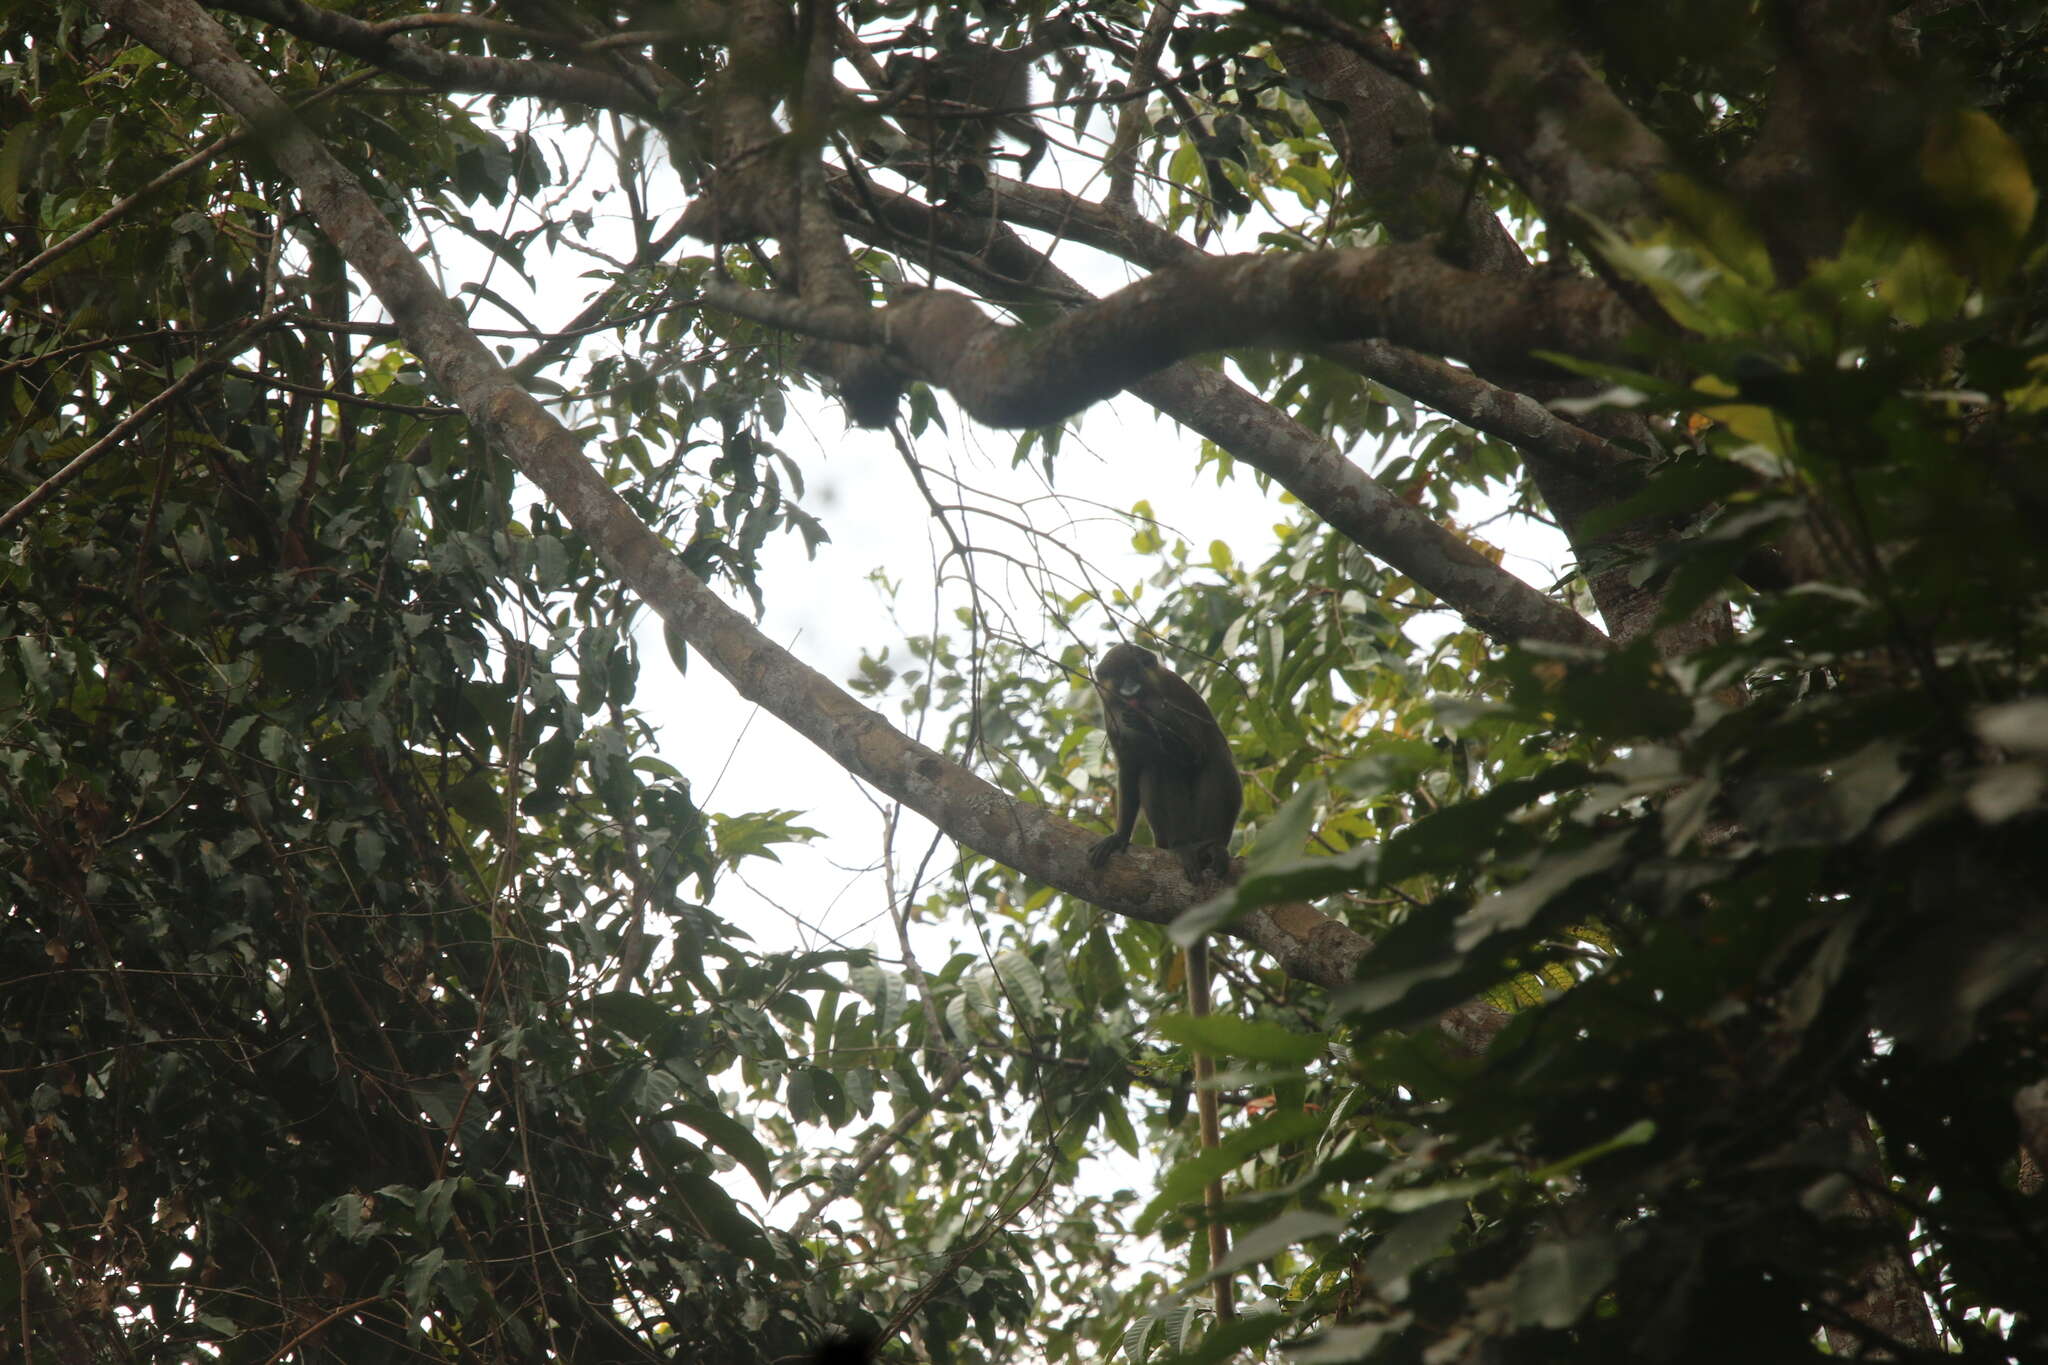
left=1088, top=740, right=1143, bottom=867
left=997, top=112, right=1048, bottom=179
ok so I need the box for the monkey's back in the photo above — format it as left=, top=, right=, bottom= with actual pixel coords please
left=1127, top=672, right=1241, bottom=850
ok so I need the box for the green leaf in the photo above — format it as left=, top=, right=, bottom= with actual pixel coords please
left=995, top=949, right=1046, bottom=1018
left=712, top=809, right=823, bottom=863
left=850, top=962, right=907, bottom=1035
left=1237, top=779, right=1323, bottom=875
left=1453, top=832, right=1629, bottom=951
left=1508, top=1234, right=1621, bottom=1329
left=591, top=990, right=673, bottom=1041
left=666, top=1102, right=775, bottom=1195
left=1139, top=1110, right=1323, bottom=1230
left=403, top=1247, right=446, bottom=1310
left=1363, top=1199, right=1466, bottom=1288
left=1156, top=1012, right=1328, bottom=1066
left=1215, top=1208, right=1343, bottom=1271
left=1881, top=235, right=1969, bottom=325
left=669, top=1170, right=773, bottom=1259
left=419, top=1177, right=460, bottom=1238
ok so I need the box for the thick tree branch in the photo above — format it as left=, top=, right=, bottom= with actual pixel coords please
left=877, top=172, right=1640, bottom=488
left=1274, top=34, right=1526, bottom=276
left=1243, top=0, right=1434, bottom=97
left=826, top=186, right=1608, bottom=650
left=872, top=169, right=1638, bottom=497
left=1130, top=362, right=1609, bottom=651
left=701, top=244, right=1639, bottom=430
left=1103, top=0, right=1181, bottom=209
left=1727, top=0, right=1926, bottom=275
left=790, top=0, right=908, bottom=424
left=676, top=0, right=905, bottom=423
left=700, top=250, right=1663, bottom=651
left=201, top=0, right=649, bottom=111
left=1388, top=0, right=1678, bottom=240
left=1262, top=26, right=1731, bottom=651
left=89, top=0, right=1385, bottom=998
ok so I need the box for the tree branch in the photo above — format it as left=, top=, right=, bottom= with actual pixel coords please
left=0, top=313, right=281, bottom=534
left=201, top=0, right=649, bottom=111
left=700, top=244, right=1640, bottom=431
left=1387, top=0, right=1678, bottom=240
left=673, top=0, right=905, bottom=423
left=1726, top=0, right=1926, bottom=275
left=1103, top=0, right=1180, bottom=209
left=0, top=69, right=375, bottom=302
left=1247, top=27, right=1731, bottom=649
left=1273, top=34, right=1526, bottom=276
left=825, top=185, right=1608, bottom=650
left=855, top=172, right=1639, bottom=488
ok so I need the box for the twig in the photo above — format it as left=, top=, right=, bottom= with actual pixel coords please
left=0, top=71, right=377, bottom=302
left=0, top=313, right=281, bottom=535
left=788, top=1055, right=974, bottom=1236
left=1105, top=0, right=1182, bottom=209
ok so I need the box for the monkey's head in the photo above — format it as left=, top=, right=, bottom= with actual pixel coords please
left=1093, top=642, right=1163, bottom=713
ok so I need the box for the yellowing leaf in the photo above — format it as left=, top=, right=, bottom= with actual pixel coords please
left=1657, top=173, right=1775, bottom=287
left=1921, top=109, right=2037, bottom=279
left=2005, top=353, right=2048, bottom=414
left=1699, top=404, right=1789, bottom=454
left=1879, top=234, right=1969, bottom=324
left=1693, top=375, right=1792, bottom=458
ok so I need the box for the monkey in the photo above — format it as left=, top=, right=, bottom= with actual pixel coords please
left=866, top=15, right=1249, bottom=218
left=1086, top=642, right=1240, bottom=883
left=880, top=33, right=1049, bottom=195
left=1086, top=641, right=1240, bottom=1320
left=872, top=9, right=1137, bottom=196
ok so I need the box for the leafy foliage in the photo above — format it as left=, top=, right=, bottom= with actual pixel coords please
left=0, top=7, right=847, bottom=1358
left=5, top=1, right=2048, bottom=1364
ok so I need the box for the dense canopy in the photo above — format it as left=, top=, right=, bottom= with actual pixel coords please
left=3, top=1, right=2047, bottom=1362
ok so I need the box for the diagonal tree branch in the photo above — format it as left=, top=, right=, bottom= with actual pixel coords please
left=0, top=313, right=281, bottom=534
left=0, top=69, right=376, bottom=302
left=1727, top=0, right=1928, bottom=275
left=1263, top=25, right=1733, bottom=653
left=1273, top=33, right=1527, bottom=276
left=673, top=0, right=907, bottom=424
